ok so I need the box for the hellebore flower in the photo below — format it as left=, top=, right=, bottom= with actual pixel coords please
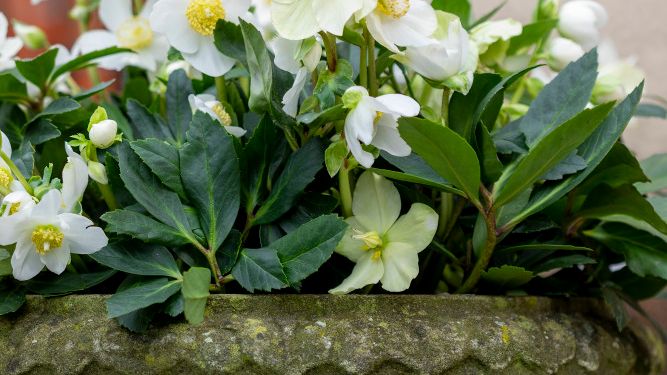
left=188, top=94, right=247, bottom=137
left=558, top=0, right=607, bottom=50
left=271, top=0, right=363, bottom=40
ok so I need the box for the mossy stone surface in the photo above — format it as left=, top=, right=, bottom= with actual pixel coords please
left=0, top=295, right=663, bottom=374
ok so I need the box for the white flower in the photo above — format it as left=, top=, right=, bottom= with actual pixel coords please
left=271, top=0, right=363, bottom=40
left=0, top=189, right=108, bottom=281
left=251, top=0, right=273, bottom=35
left=74, top=0, right=169, bottom=72
left=0, top=191, right=36, bottom=246
left=188, top=94, right=247, bottom=137
left=546, top=37, right=585, bottom=71
left=0, top=13, right=23, bottom=71
left=330, top=171, right=438, bottom=294
left=151, top=0, right=250, bottom=77
left=62, top=144, right=90, bottom=213
left=342, top=86, right=419, bottom=168
left=271, top=37, right=322, bottom=117
left=558, top=0, right=607, bottom=50
left=0, top=131, right=23, bottom=194
left=593, top=60, right=644, bottom=104
left=12, top=21, right=47, bottom=50
left=89, top=119, right=118, bottom=149
left=357, top=0, right=437, bottom=53
left=470, top=19, right=522, bottom=66
left=393, top=11, right=477, bottom=93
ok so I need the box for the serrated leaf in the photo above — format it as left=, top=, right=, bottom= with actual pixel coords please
left=131, top=139, right=185, bottom=198
left=0, top=288, right=26, bottom=315
left=23, top=270, right=116, bottom=296
left=541, top=152, right=587, bottom=181
left=101, top=210, right=192, bottom=247
left=107, top=278, right=182, bottom=318
left=50, top=46, right=132, bottom=82
left=532, top=254, right=596, bottom=273
left=15, top=48, right=58, bottom=88
left=231, top=248, right=288, bottom=292
left=240, top=19, right=272, bottom=112
left=91, top=243, right=182, bottom=279
left=214, top=19, right=245, bottom=63
left=166, top=70, right=194, bottom=144
left=126, top=99, right=173, bottom=141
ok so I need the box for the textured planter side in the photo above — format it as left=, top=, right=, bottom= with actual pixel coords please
left=0, top=295, right=663, bottom=374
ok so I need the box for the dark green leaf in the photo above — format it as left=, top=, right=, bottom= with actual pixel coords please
left=531, top=254, right=596, bottom=273
left=50, top=46, right=132, bottom=82
left=314, top=60, right=355, bottom=109
left=25, top=119, right=60, bottom=145
left=232, top=248, right=288, bottom=292
left=378, top=152, right=463, bottom=195
left=15, top=48, right=58, bottom=88
left=0, top=74, right=29, bottom=102
left=214, top=19, right=245, bottom=63
left=432, top=0, right=471, bottom=27
left=216, top=230, right=242, bottom=274
left=541, top=152, right=587, bottom=181
left=272, top=215, right=347, bottom=285
left=477, top=123, right=503, bottom=183
left=33, top=97, right=81, bottom=121
left=107, top=278, right=182, bottom=318
left=399, top=117, right=481, bottom=204
left=11, top=140, right=34, bottom=177
left=91, top=243, right=181, bottom=279
left=481, top=265, right=533, bottom=289
left=278, top=193, right=339, bottom=233
left=635, top=103, right=667, bottom=119
left=23, top=270, right=116, bottom=296
left=493, top=102, right=614, bottom=207
left=71, top=80, right=115, bottom=100
left=180, top=112, right=241, bottom=251
left=496, top=244, right=592, bottom=256
left=131, top=139, right=185, bottom=198
left=240, top=19, right=272, bottom=112
left=0, top=288, right=26, bottom=315
left=637, top=154, right=667, bottom=194
left=507, top=19, right=558, bottom=55
left=449, top=73, right=501, bottom=142
left=519, top=49, right=598, bottom=146
left=166, top=70, right=194, bottom=144
left=101, top=210, right=192, bottom=247
left=602, top=286, right=629, bottom=331
left=253, top=139, right=323, bottom=225
left=126, top=99, right=173, bottom=141
left=492, top=120, right=527, bottom=154
left=182, top=267, right=210, bottom=325
left=578, top=143, right=648, bottom=193
left=116, top=306, right=159, bottom=333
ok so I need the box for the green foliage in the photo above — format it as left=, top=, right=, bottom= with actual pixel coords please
left=182, top=267, right=211, bottom=325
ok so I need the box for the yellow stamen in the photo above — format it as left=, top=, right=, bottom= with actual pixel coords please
left=377, top=0, right=411, bottom=19
left=371, top=249, right=382, bottom=261
left=31, top=225, right=64, bottom=256
left=116, top=17, right=154, bottom=50
left=353, top=230, right=383, bottom=250
left=0, top=167, right=12, bottom=188
left=9, top=202, right=20, bottom=215
left=186, top=0, right=226, bottom=36
left=211, top=103, right=232, bottom=126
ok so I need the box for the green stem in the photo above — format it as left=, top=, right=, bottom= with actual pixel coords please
left=441, top=87, right=451, bottom=126
left=283, top=128, right=299, bottom=152
left=215, top=75, right=227, bottom=103
left=364, top=28, right=378, bottom=97
left=205, top=251, right=223, bottom=287
left=0, top=151, right=33, bottom=195
left=359, top=37, right=368, bottom=88
left=436, top=192, right=453, bottom=238
left=339, top=159, right=353, bottom=218
left=456, top=190, right=497, bottom=294
left=319, top=32, right=337, bottom=72
left=133, top=0, right=143, bottom=14
left=89, top=148, right=118, bottom=210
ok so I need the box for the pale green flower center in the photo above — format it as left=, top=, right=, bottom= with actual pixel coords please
left=342, top=89, right=364, bottom=109
left=116, top=17, right=154, bottom=50
left=211, top=103, right=232, bottom=126
left=353, top=230, right=384, bottom=261
left=0, top=167, right=12, bottom=188
left=186, top=0, right=226, bottom=36
left=8, top=202, right=21, bottom=215
left=31, top=225, right=64, bottom=256
left=377, top=0, right=410, bottom=19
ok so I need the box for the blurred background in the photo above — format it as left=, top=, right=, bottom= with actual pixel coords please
left=2, top=0, right=667, bottom=340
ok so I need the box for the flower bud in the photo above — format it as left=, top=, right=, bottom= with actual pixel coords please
left=536, top=0, right=559, bottom=20
left=12, top=21, right=48, bottom=50
left=547, top=37, right=585, bottom=71
left=89, top=119, right=118, bottom=149
left=558, top=0, right=607, bottom=50
left=87, top=161, right=109, bottom=185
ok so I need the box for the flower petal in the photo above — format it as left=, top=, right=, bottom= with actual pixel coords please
left=271, top=0, right=319, bottom=40
left=182, top=39, right=236, bottom=77
left=375, top=94, right=420, bottom=117
left=0, top=209, right=30, bottom=246
left=345, top=131, right=375, bottom=168
left=371, top=114, right=411, bottom=157
left=41, top=245, right=71, bottom=275
left=380, top=242, right=420, bottom=292
left=223, top=125, right=247, bottom=138
left=11, top=235, right=43, bottom=281
left=335, top=217, right=371, bottom=262
left=1, top=130, right=10, bottom=158
left=32, top=189, right=62, bottom=219
left=386, top=203, right=439, bottom=253
left=100, top=0, right=133, bottom=31
left=313, top=0, right=361, bottom=36
left=60, top=213, right=109, bottom=255
left=345, top=98, right=375, bottom=144
left=282, top=67, right=309, bottom=117
left=352, top=171, right=401, bottom=234
left=150, top=0, right=200, bottom=54
left=223, top=0, right=251, bottom=23
left=329, top=252, right=384, bottom=294
left=61, top=153, right=89, bottom=213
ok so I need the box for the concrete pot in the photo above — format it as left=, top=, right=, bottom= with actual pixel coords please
left=0, top=295, right=663, bottom=374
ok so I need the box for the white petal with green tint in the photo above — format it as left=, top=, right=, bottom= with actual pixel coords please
left=352, top=172, right=401, bottom=234
left=386, top=203, right=439, bottom=253
left=329, top=252, right=384, bottom=294
left=380, top=242, right=420, bottom=292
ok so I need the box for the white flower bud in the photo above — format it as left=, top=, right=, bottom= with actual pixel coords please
left=558, top=0, right=608, bottom=50
left=12, top=21, right=48, bottom=50
left=89, top=119, right=118, bottom=149
left=87, top=161, right=109, bottom=185
left=547, top=37, right=585, bottom=71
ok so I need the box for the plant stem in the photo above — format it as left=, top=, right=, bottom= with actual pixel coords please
left=320, top=32, right=337, bottom=72
left=205, top=251, right=224, bottom=287
left=364, top=28, right=378, bottom=97
left=133, top=0, right=143, bottom=14
left=441, top=87, right=451, bottom=125
left=436, top=192, right=453, bottom=238
left=283, top=128, right=299, bottom=152
left=359, top=37, right=368, bottom=88
left=89, top=149, right=118, bottom=210
left=339, top=159, right=353, bottom=218
left=215, top=75, right=227, bottom=103
left=0, top=151, right=33, bottom=195
left=456, top=188, right=497, bottom=294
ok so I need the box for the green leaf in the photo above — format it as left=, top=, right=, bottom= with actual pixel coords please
left=399, top=117, right=481, bottom=204
left=231, top=248, right=288, bottom=292
left=101, top=210, right=192, bottom=247
left=118, top=143, right=194, bottom=239
left=449, top=73, right=501, bottom=142
left=166, top=70, right=194, bottom=144
left=602, top=286, right=629, bottom=331
left=578, top=142, right=648, bottom=193
left=585, top=223, right=667, bottom=280
left=214, top=19, right=245, bottom=63
left=481, top=265, right=533, bottom=289
left=116, top=306, right=159, bottom=333
left=25, top=119, right=60, bottom=145
left=531, top=254, right=596, bottom=273
left=91, top=243, right=182, bottom=279
left=519, top=49, right=598, bottom=146
left=507, top=19, right=558, bottom=55
left=278, top=193, right=339, bottom=233
left=635, top=103, right=667, bottom=119
left=216, top=230, right=242, bottom=274
left=314, top=60, right=355, bottom=109
left=182, top=267, right=211, bottom=325
left=324, top=140, right=348, bottom=177
left=271, top=215, right=347, bottom=285
left=496, top=244, right=592, bottom=256
left=15, top=48, right=58, bottom=88
left=0, top=249, right=11, bottom=276
left=470, top=1, right=506, bottom=28
left=297, top=105, right=346, bottom=129
left=541, top=152, right=587, bottom=181
left=636, top=154, right=667, bottom=194
left=131, top=139, right=185, bottom=198
left=107, top=278, right=182, bottom=318
left=507, top=83, right=644, bottom=227
left=126, top=99, right=173, bottom=141
left=50, top=46, right=131, bottom=82
left=23, top=270, right=116, bottom=296
left=253, top=139, right=323, bottom=225
left=180, top=112, right=241, bottom=251
left=71, top=80, right=115, bottom=101
left=376, top=152, right=463, bottom=195
left=240, top=19, right=272, bottom=112
left=0, top=288, right=25, bottom=315
left=493, top=102, right=614, bottom=207
left=32, top=97, right=81, bottom=121
left=477, top=123, right=503, bottom=183
left=432, top=0, right=471, bottom=27
left=0, top=74, right=29, bottom=102
left=11, top=140, right=34, bottom=177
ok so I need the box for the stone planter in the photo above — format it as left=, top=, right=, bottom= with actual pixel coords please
left=0, top=295, right=663, bottom=374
